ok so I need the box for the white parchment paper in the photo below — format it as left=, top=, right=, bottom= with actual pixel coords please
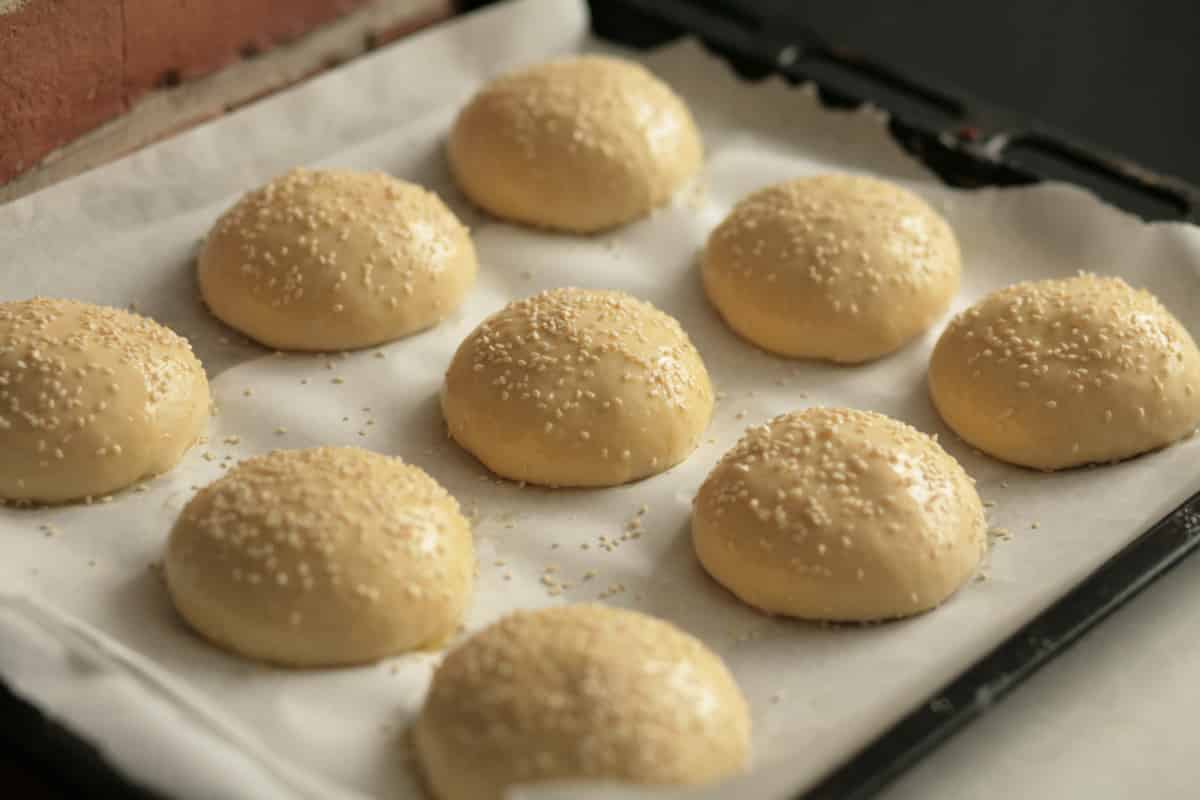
left=2, top=1, right=1199, bottom=798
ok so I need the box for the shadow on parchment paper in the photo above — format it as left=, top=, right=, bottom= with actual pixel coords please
left=653, top=251, right=794, bottom=395
left=383, top=723, right=431, bottom=800
left=389, top=390, right=490, bottom=499
left=391, top=390, right=449, bottom=461
left=397, top=388, right=636, bottom=533
left=646, top=248, right=714, bottom=339
left=880, top=363, right=944, bottom=435
left=373, top=134, right=489, bottom=235
left=901, top=369, right=1024, bottom=490
left=621, top=519, right=939, bottom=661
left=630, top=520, right=772, bottom=648
left=655, top=251, right=866, bottom=404
left=104, top=559, right=264, bottom=686
left=387, top=387, right=580, bottom=536
left=129, top=240, right=265, bottom=381
left=102, top=558, right=438, bottom=797
left=375, top=133, right=454, bottom=193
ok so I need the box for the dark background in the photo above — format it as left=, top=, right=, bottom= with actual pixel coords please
left=748, top=0, right=1199, bottom=185
left=576, top=0, right=1200, bottom=186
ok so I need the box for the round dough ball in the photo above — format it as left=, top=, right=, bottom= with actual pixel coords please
left=165, top=447, right=474, bottom=667
left=415, top=605, right=750, bottom=800
left=448, top=55, right=703, bottom=233
left=442, top=288, right=713, bottom=487
left=198, top=168, right=477, bottom=351
left=929, top=273, right=1200, bottom=470
left=702, top=174, right=961, bottom=363
left=0, top=298, right=210, bottom=504
left=692, top=407, right=985, bottom=621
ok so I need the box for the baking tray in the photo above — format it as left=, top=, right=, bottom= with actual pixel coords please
left=3, top=1, right=1200, bottom=798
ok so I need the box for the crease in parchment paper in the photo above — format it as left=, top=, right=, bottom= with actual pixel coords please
left=0, top=595, right=365, bottom=800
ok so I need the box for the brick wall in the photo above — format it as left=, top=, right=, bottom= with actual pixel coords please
left=0, top=0, right=451, bottom=194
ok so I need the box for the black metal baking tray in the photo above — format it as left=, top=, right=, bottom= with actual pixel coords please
left=4, top=1, right=1200, bottom=797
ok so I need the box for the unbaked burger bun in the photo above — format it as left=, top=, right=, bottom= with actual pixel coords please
left=929, top=273, right=1200, bottom=470
left=702, top=174, right=961, bottom=363
left=0, top=298, right=210, bottom=504
left=692, top=407, right=986, bottom=621
left=415, top=605, right=750, bottom=800
left=442, top=288, right=713, bottom=487
left=199, top=168, right=476, bottom=351
left=448, top=55, right=703, bottom=233
left=165, top=447, right=474, bottom=667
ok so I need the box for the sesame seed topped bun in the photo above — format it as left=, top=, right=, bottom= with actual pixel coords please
left=448, top=55, right=703, bottom=233
left=702, top=174, right=961, bottom=363
left=441, top=288, right=713, bottom=487
left=0, top=298, right=210, bottom=504
left=929, top=273, right=1200, bottom=470
left=165, top=447, right=474, bottom=667
left=415, top=604, right=750, bottom=800
left=692, top=407, right=986, bottom=621
left=199, top=168, right=477, bottom=352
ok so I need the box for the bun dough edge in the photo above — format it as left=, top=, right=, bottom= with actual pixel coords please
left=929, top=274, right=1200, bottom=470
left=0, top=297, right=210, bottom=504
left=165, top=446, right=475, bottom=667
left=448, top=55, right=703, bottom=233
left=441, top=288, right=714, bottom=487
left=702, top=174, right=961, bottom=363
left=692, top=407, right=986, bottom=621
left=199, top=168, right=477, bottom=352
left=415, top=604, right=750, bottom=800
